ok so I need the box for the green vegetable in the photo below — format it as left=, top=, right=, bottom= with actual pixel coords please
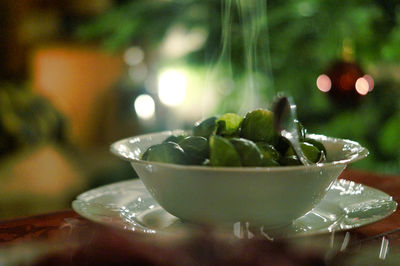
left=279, top=155, right=302, bottom=166
left=240, top=109, right=277, bottom=143
left=285, top=142, right=321, bottom=163
left=274, top=136, right=291, bottom=155
left=141, top=148, right=150, bottom=161
left=256, top=142, right=280, bottom=161
left=193, top=116, right=218, bottom=139
left=216, top=113, right=243, bottom=136
left=261, top=157, right=280, bottom=166
left=300, top=142, right=321, bottom=163
left=163, top=134, right=186, bottom=144
left=141, top=106, right=327, bottom=167
left=230, top=138, right=264, bottom=166
left=209, top=135, right=241, bottom=166
left=179, top=136, right=209, bottom=165
left=304, top=138, right=327, bottom=158
left=142, top=142, right=187, bottom=164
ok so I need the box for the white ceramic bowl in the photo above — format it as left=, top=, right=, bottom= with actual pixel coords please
left=111, top=130, right=368, bottom=227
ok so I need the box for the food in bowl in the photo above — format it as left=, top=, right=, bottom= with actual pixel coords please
left=111, top=127, right=368, bottom=228
left=142, top=108, right=327, bottom=167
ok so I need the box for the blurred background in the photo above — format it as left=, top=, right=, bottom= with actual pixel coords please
left=1, top=0, right=400, bottom=219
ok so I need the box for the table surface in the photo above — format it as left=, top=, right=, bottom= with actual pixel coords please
left=1, top=169, right=399, bottom=264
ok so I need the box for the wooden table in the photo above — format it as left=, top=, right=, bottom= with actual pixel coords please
left=0, top=169, right=399, bottom=264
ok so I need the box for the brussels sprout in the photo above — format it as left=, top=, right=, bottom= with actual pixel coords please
left=256, top=142, right=280, bottom=161
left=230, top=138, right=264, bottom=166
left=179, top=136, right=209, bottom=165
left=285, top=142, right=321, bottom=163
left=209, top=135, right=241, bottom=166
left=304, top=138, right=327, bottom=158
left=300, top=142, right=321, bottom=163
left=193, top=116, right=218, bottom=139
left=279, top=155, right=302, bottom=166
left=261, top=157, right=280, bottom=167
left=274, top=136, right=291, bottom=155
left=240, top=109, right=277, bottom=143
left=142, top=142, right=187, bottom=164
left=143, top=106, right=322, bottom=167
left=163, top=134, right=186, bottom=144
left=141, top=149, right=150, bottom=160
left=216, top=113, right=243, bottom=136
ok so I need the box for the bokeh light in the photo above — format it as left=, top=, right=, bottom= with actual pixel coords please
left=124, top=46, right=144, bottom=66
left=161, top=25, right=207, bottom=58
left=128, top=63, right=148, bottom=83
left=297, top=2, right=316, bottom=17
left=158, top=69, right=187, bottom=107
left=316, top=74, right=332, bottom=92
left=355, top=77, right=369, bottom=95
left=363, top=74, right=374, bottom=91
left=134, top=94, right=155, bottom=119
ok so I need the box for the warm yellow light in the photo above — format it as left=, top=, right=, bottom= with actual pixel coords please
left=158, top=69, right=187, bottom=107
left=355, top=78, right=369, bottom=95
left=134, top=94, right=155, bottom=119
left=316, top=74, right=332, bottom=92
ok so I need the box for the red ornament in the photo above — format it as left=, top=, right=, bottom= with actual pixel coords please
left=316, top=61, right=373, bottom=105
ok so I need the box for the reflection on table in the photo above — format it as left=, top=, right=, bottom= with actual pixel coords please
left=0, top=169, right=399, bottom=265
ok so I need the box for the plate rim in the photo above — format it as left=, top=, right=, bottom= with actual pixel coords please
left=72, top=178, right=397, bottom=237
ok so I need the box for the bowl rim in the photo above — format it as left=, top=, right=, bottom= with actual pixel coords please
left=110, top=130, right=369, bottom=172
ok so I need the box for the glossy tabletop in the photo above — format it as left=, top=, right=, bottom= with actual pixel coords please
left=0, top=169, right=399, bottom=264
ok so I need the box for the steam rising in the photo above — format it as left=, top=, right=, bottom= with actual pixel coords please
left=204, top=0, right=274, bottom=115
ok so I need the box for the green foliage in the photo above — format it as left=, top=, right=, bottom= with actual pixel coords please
left=307, top=81, right=400, bottom=174
left=382, top=15, right=400, bottom=61
left=0, top=83, right=65, bottom=159
left=79, top=1, right=400, bottom=173
left=77, top=0, right=400, bottom=104
left=379, top=114, right=400, bottom=158
left=77, top=0, right=209, bottom=51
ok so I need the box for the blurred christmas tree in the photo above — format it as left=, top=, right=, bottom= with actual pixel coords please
left=77, top=0, right=400, bottom=174
left=0, top=83, right=65, bottom=159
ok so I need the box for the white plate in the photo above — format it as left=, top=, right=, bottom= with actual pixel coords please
left=72, top=179, right=397, bottom=238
